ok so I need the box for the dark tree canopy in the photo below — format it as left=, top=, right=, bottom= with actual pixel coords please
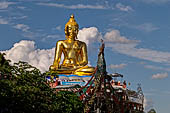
left=0, top=53, right=83, bottom=113
left=0, top=53, right=12, bottom=79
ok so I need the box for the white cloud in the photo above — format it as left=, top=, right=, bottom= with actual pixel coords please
left=1, top=40, right=55, bottom=73
left=55, top=26, right=61, bottom=31
left=139, top=61, right=146, bottom=65
left=145, top=65, right=163, bottom=70
left=152, top=72, right=168, bottom=79
left=13, top=28, right=46, bottom=39
left=104, top=30, right=138, bottom=44
left=78, top=27, right=101, bottom=45
left=18, top=0, right=51, bottom=1
left=104, top=29, right=170, bottom=64
left=12, top=24, right=46, bottom=39
left=109, top=43, right=170, bottom=64
left=37, top=3, right=107, bottom=9
left=22, top=31, right=43, bottom=39
left=13, top=24, right=30, bottom=32
left=116, top=3, right=133, bottom=12
left=121, top=23, right=159, bottom=33
left=108, top=63, right=127, bottom=69
left=0, top=1, right=15, bottom=9
left=12, top=16, right=28, bottom=20
left=42, top=34, right=60, bottom=42
left=141, top=0, right=170, bottom=3
left=136, top=23, right=159, bottom=32
left=144, top=65, right=170, bottom=71
left=46, top=34, right=60, bottom=39
left=0, top=18, right=8, bottom=24
left=17, top=6, right=27, bottom=10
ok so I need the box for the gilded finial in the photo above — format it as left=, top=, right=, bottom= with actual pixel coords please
left=66, top=14, right=77, bottom=24
left=68, top=14, right=76, bottom=23
left=70, top=14, right=74, bottom=18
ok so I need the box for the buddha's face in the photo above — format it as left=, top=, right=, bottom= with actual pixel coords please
left=67, top=25, right=78, bottom=39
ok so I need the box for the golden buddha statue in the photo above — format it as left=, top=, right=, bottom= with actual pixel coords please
left=50, top=14, right=94, bottom=75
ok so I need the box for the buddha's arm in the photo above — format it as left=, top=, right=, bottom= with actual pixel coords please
left=53, top=41, right=63, bottom=68
left=79, top=42, right=88, bottom=66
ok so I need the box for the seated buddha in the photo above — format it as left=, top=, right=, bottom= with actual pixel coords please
left=50, top=14, right=95, bottom=76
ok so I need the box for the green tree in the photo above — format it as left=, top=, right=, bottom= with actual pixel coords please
left=0, top=53, right=83, bottom=113
left=56, top=91, right=84, bottom=113
left=0, top=53, right=12, bottom=79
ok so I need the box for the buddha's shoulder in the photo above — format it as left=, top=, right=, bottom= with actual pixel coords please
left=76, top=40, right=86, bottom=45
left=56, top=40, right=65, bottom=44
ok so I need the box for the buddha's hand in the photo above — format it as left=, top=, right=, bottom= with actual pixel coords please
left=53, top=61, right=60, bottom=68
left=73, top=65, right=81, bottom=69
left=50, top=65, right=55, bottom=70
left=73, top=65, right=78, bottom=69
left=50, top=64, right=60, bottom=70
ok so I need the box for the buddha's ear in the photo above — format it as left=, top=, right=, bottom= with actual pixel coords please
left=75, top=30, right=78, bottom=39
left=75, top=26, right=79, bottom=39
left=64, top=26, right=69, bottom=36
left=65, top=35, right=69, bottom=39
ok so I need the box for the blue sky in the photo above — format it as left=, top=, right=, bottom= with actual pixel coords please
left=0, top=0, right=170, bottom=112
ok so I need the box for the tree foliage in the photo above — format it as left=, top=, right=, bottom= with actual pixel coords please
left=0, top=53, right=83, bottom=113
left=0, top=53, right=12, bottom=79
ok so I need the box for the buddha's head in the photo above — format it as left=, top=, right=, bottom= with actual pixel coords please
left=65, top=14, right=79, bottom=39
